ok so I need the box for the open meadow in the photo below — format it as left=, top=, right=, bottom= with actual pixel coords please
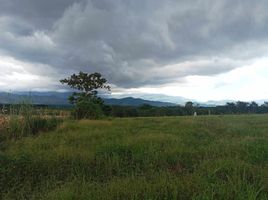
left=1, top=115, right=268, bottom=199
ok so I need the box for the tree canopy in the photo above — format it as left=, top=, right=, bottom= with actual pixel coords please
left=60, top=71, right=110, bottom=119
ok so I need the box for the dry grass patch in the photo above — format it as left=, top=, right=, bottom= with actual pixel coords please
left=0, top=115, right=8, bottom=130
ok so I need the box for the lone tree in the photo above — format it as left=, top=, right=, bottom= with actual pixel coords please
left=185, top=101, right=195, bottom=115
left=60, top=71, right=110, bottom=119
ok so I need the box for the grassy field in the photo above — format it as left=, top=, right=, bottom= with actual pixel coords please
left=1, top=115, right=268, bottom=199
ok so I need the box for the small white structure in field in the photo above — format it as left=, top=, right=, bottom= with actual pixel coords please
left=193, top=112, right=197, bottom=117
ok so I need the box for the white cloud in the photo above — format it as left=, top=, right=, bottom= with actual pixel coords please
left=0, top=56, right=60, bottom=91
left=114, top=58, right=268, bottom=101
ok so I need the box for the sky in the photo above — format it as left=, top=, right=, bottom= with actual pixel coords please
left=0, top=0, right=268, bottom=101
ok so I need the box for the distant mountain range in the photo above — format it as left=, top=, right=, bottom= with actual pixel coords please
left=104, top=97, right=175, bottom=107
left=101, top=93, right=192, bottom=105
left=0, top=92, right=71, bottom=105
left=0, top=92, right=176, bottom=107
left=0, top=92, right=267, bottom=107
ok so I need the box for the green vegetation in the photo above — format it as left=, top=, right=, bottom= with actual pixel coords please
left=108, top=101, right=268, bottom=118
left=60, top=71, right=110, bottom=119
left=0, top=103, right=64, bottom=143
left=1, top=115, right=268, bottom=199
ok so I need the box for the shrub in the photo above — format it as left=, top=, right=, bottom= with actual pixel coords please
left=72, top=99, right=103, bottom=119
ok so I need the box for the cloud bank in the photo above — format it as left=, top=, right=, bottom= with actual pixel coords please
left=1, top=0, right=268, bottom=99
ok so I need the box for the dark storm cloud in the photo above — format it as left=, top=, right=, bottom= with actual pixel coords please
left=0, top=0, right=85, bottom=29
left=1, top=0, right=268, bottom=88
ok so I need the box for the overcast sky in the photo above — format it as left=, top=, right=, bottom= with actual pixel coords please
left=0, top=0, right=268, bottom=101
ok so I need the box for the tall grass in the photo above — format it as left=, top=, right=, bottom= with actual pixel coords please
left=1, top=115, right=268, bottom=199
left=0, top=101, right=63, bottom=141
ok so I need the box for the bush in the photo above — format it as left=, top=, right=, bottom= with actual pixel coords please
left=72, top=99, right=103, bottom=119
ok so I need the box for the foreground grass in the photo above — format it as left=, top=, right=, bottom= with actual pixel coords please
left=1, top=115, right=268, bottom=199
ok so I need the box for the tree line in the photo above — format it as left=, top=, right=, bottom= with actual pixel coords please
left=105, top=101, right=268, bottom=118
left=1, top=101, right=268, bottom=118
